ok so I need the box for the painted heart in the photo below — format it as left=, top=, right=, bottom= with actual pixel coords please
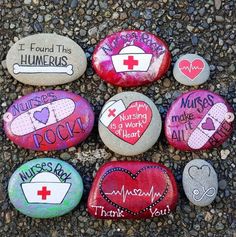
left=33, top=107, right=50, bottom=124
left=202, top=117, right=215, bottom=131
left=188, top=165, right=211, bottom=184
left=108, top=101, right=152, bottom=145
left=179, top=59, right=205, bottom=80
left=100, top=166, right=169, bottom=216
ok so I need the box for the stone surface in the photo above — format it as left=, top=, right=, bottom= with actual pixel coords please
left=4, top=90, right=94, bottom=151
left=98, top=92, right=162, bottom=156
left=182, top=159, right=218, bottom=206
left=173, top=54, right=210, bottom=86
left=6, top=33, right=87, bottom=86
left=87, top=161, right=178, bottom=219
left=165, top=90, right=234, bottom=151
left=8, top=158, right=83, bottom=218
left=92, top=30, right=171, bottom=87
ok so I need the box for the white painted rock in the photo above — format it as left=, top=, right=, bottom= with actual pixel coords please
left=98, top=92, right=162, bottom=156
left=173, top=54, right=210, bottom=86
left=182, top=159, right=218, bottom=206
left=6, top=33, right=87, bottom=86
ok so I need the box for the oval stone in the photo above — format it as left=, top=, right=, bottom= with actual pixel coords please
left=182, top=159, right=218, bottom=206
left=93, top=30, right=171, bottom=87
left=98, top=92, right=162, bottom=156
left=165, top=90, right=234, bottom=151
left=8, top=158, right=83, bottom=218
left=6, top=33, right=87, bottom=86
left=4, top=90, right=94, bottom=151
left=173, top=54, right=210, bottom=86
left=87, top=161, right=178, bottom=219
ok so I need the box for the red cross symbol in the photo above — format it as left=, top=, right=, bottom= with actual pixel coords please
left=37, top=186, right=51, bottom=200
left=108, top=109, right=116, bottom=117
left=123, top=56, right=139, bottom=70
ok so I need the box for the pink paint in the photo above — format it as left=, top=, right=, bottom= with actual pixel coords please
left=107, top=101, right=152, bottom=144
left=92, top=30, right=171, bottom=87
left=178, top=59, right=205, bottom=80
left=164, top=90, right=234, bottom=151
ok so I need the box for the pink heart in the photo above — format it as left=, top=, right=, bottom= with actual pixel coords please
left=202, top=118, right=215, bottom=131
left=108, top=101, right=152, bottom=145
left=178, top=59, right=205, bottom=80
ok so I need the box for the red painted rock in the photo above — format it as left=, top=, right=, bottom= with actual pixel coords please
left=87, top=161, right=178, bottom=219
left=3, top=90, right=94, bottom=151
left=165, top=90, right=234, bottom=151
left=92, top=30, right=171, bottom=87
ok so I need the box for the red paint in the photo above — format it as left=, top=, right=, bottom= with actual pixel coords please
left=107, top=101, right=152, bottom=145
left=178, top=59, right=204, bottom=80
left=92, top=30, right=171, bottom=87
left=123, top=56, right=139, bottom=70
left=37, top=186, right=51, bottom=200
left=87, top=161, right=178, bottom=219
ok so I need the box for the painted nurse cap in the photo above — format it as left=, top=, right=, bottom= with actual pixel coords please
left=111, top=45, right=152, bottom=73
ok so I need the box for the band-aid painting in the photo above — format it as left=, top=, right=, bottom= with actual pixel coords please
left=3, top=90, right=95, bottom=151
left=165, top=90, right=234, bottom=151
left=6, top=33, right=87, bottom=86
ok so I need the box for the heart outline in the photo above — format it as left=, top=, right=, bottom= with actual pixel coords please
left=188, top=165, right=211, bottom=186
left=178, top=59, right=205, bottom=80
left=107, top=100, right=153, bottom=145
left=99, top=166, right=169, bottom=216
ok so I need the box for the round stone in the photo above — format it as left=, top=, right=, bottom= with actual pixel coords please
left=182, top=159, right=218, bottom=206
left=98, top=92, right=162, bottom=156
left=6, top=33, right=87, bottom=86
left=165, top=90, right=234, bottom=151
left=8, top=158, right=83, bottom=218
left=87, top=161, right=178, bottom=219
left=4, top=90, right=94, bottom=151
left=92, top=30, right=171, bottom=87
left=173, top=54, right=210, bottom=86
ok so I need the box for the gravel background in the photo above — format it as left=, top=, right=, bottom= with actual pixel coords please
left=0, top=0, right=236, bottom=236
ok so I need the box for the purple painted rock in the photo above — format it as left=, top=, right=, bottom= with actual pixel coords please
left=92, top=30, right=171, bottom=87
left=3, top=90, right=94, bottom=151
left=87, top=161, right=178, bottom=219
left=165, top=90, right=234, bottom=151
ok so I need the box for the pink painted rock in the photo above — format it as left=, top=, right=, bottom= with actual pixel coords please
left=92, top=30, right=171, bottom=87
left=165, top=90, right=234, bottom=151
left=3, top=90, right=94, bottom=151
left=87, top=161, right=178, bottom=219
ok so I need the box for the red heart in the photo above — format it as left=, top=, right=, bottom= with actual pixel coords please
left=100, top=166, right=169, bottom=215
left=178, top=59, right=205, bottom=80
left=108, top=101, right=152, bottom=144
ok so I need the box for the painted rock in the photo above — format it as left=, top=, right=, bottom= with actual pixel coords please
left=92, top=30, right=171, bottom=87
left=165, top=90, right=234, bottom=151
left=182, top=159, right=218, bottom=206
left=6, top=33, right=87, bottom=86
left=87, top=161, right=178, bottom=219
left=8, top=158, right=83, bottom=218
left=98, top=92, right=162, bottom=156
left=3, top=90, right=94, bottom=151
left=173, top=54, right=210, bottom=86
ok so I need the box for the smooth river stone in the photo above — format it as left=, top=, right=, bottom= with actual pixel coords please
left=173, top=54, right=210, bottom=86
left=98, top=92, right=162, bottom=156
left=165, top=90, right=234, bottom=151
left=87, top=161, right=178, bottom=219
left=182, top=159, right=218, bottom=206
left=8, top=158, right=83, bottom=218
left=6, top=33, right=87, bottom=85
left=3, top=90, right=94, bottom=151
left=93, top=30, right=171, bottom=87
